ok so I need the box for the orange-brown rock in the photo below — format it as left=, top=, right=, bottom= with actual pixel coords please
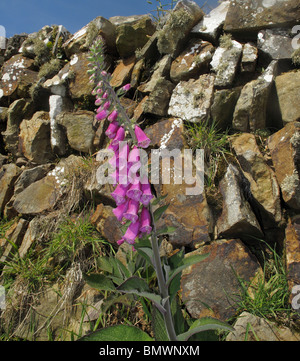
left=267, top=121, right=300, bottom=210
left=170, top=39, right=214, bottom=83
left=232, top=133, right=282, bottom=227
left=90, top=203, right=123, bottom=245
left=144, top=118, right=186, bottom=150
left=0, top=54, right=37, bottom=101
left=110, top=56, right=136, bottom=88
left=181, top=239, right=262, bottom=321
left=154, top=180, right=212, bottom=249
left=0, top=163, right=22, bottom=215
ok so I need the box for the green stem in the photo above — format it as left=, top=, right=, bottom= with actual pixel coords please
left=149, top=204, right=178, bottom=341
left=101, top=76, right=137, bottom=143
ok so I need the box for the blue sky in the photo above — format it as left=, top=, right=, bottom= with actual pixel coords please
left=0, top=0, right=219, bottom=38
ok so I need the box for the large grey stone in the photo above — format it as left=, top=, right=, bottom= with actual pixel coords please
left=232, top=60, right=278, bottom=132
left=2, top=98, right=34, bottom=155
left=210, top=39, right=242, bottom=87
left=227, top=312, right=300, bottom=341
left=191, top=1, right=230, bottom=42
left=19, top=111, right=54, bottom=164
left=257, top=28, right=295, bottom=60
left=62, top=16, right=116, bottom=57
left=275, top=69, right=300, bottom=124
left=216, top=164, right=263, bottom=242
left=115, top=15, right=156, bottom=58
left=56, top=110, right=95, bottom=153
left=224, top=0, right=300, bottom=35
left=168, top=74, right=215, bottom=123
left=232, top=133, right=282, bottom=227
left=157, top=0, right=204, bottom=57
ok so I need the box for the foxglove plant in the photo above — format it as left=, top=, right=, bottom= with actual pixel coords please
left=83, top=36, right=233, bottom=342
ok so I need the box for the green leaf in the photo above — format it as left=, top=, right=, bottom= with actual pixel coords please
left=168, top=247, right=185, bottom=269
left=135, top=247, right=154, bottom=266
left=156, top=226, right=177, bottom=236
left=171, top=297, right=187, bottom=336
left=168, top=273, right=181, bottom=303
left=117, top=277, right=164, bottom=313
left=177, top=318, right=234, bottom=341
left=97, top=256, right=113, bottom=274
left=79, top=325, right=153, bottom=341
left=151, top=194, right=168, bottom=206
left=152, top=305, right=169, bottom=341
left=83, top=273, right=116, bottom=292
left=166, top=253, right=209, bottom=287
left=153, top=204, right=169, bottom=222
left=117, top=276, right=150, bottom=293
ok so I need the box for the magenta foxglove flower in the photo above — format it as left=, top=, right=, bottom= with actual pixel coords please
left=103, top=101, right=111, bottom=110
left=117, top=142, right=129, bottom=170
left=117, top=238, right=125, bottom=246
left=128, top=146, right=140, bottom=164
left=128, top=146, right=142, bottom=177
left=112, top=126, right=125, bottom=146
left=111, top=184, right=129, bottom=206
left=122, top=83, right=131, bottom=92
left=96, top=109, right=108, bottom=121
left=113, top=199, right=129, bottom=222
left=134, top=126, right=151, bottom=149
left=126, top=181, right=142, bottom=202
left=140, top=181, right=154, bottom=206
left=123, top=220, right=140, bottom=245
left=139, top=207, right=152, bottom=234
left=95, top=98, right=102, bottom=106
left=105, top=121, right=120, bottom=139
left=124, top=199, right=140, bottom=223
left=108, top=110, right=118, bottom=122
left=108, top=141, right=119, bottom=153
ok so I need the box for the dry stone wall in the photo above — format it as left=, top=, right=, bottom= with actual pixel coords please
left=0, top=0, right=300, bottom=340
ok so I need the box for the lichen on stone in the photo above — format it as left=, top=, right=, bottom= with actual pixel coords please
left=281, top=171, right=300, bottom=197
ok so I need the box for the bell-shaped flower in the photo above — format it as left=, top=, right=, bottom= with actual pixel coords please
left=108, top=141, right=119, bottom=153
left=111, top=184, right=129, bottom=206
left=117, top=238, right=125, bottom=246
left=123, top=199, right=140, bottom=223
left=117, top=142, right=129, bottom=170
left=102, top=101, right=111, bottom=110
left=108, top=110, right=118, bottom=122
left=127, top=146, right=141, bottom=174
left=105, top=121, right=120, bottom=139
left=113, top=199, right=129, bottom=222
left=126, top=180, right=142, bottom=202
left=134, top=125, right=151, bottom=149
left=140, top=181, right=154, bottom=206
left=123, top=220, right=140, bottom=245
left=96, top=109, right=108, bottom=121
left=95, top=97, right=102, bottom=106
left=112, top=126, right=125, bottom=146
left=139, top=207, right=152, bottom=234
left=122, top=83, right=131, bottom=92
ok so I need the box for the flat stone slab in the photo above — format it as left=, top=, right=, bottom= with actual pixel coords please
left=181, top=239, right=262, bottom=321
left=224, top=0, right=300, bottom=35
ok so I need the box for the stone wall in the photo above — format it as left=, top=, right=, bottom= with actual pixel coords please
left=0, top=0, right=299, bottom=340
